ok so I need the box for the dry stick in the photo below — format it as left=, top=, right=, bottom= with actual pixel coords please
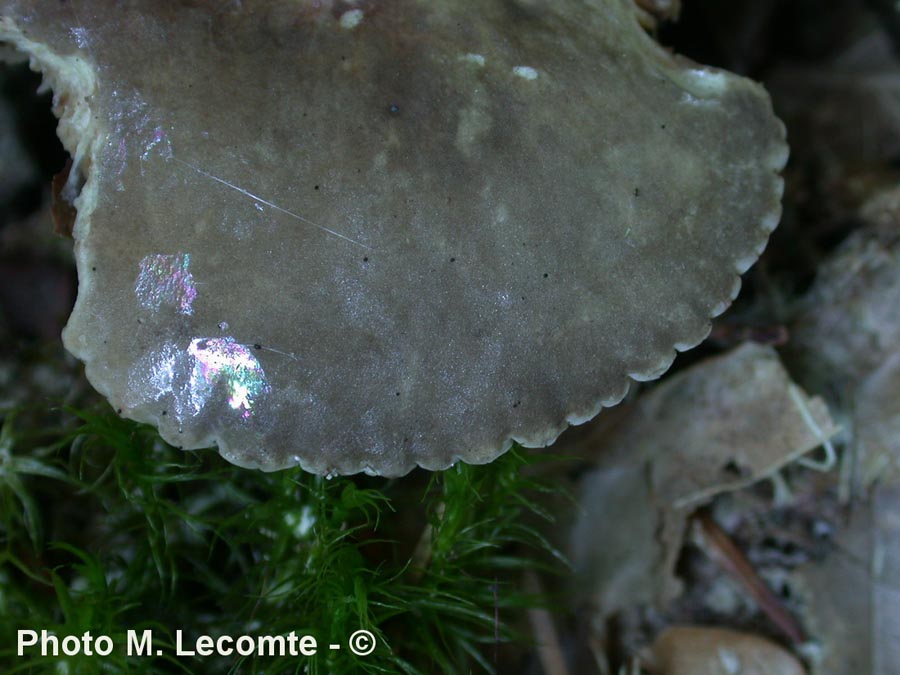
left=523, top=569, right=570, bottom=675
left=694, top=510, right=806, bottom=644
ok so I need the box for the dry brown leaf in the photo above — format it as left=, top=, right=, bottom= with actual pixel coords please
left=571, top=343, right=838, bottom=614
left=652, top=625, right=806, bottom=675
left=791, top=485, right=900, bottom=674
left=789, top=187, right=900, bottom=493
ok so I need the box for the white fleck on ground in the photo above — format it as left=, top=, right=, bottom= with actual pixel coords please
left=339, top=9, right=364, bottom=30
left=512, top=66, right=539, bottom=80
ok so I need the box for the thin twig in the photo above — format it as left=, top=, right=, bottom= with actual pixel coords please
left=523, top=569, right=570, bottom=675
left=694, top=510, right=806, bottom=644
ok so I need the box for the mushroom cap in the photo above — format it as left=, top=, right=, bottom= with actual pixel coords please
left=1, top=0, right=787, bottom=475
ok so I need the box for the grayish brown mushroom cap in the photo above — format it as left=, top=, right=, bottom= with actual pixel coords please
left=1, top=0, right=787, bottom=475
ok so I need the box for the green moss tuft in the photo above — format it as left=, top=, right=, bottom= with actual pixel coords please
left=0, top=404, right=567, bottom=674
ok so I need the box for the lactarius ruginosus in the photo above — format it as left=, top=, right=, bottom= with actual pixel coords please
left=0, top=1, right=788, bottom=475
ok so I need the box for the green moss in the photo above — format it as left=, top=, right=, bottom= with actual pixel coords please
left=0, top=404, right=566, bottom=674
